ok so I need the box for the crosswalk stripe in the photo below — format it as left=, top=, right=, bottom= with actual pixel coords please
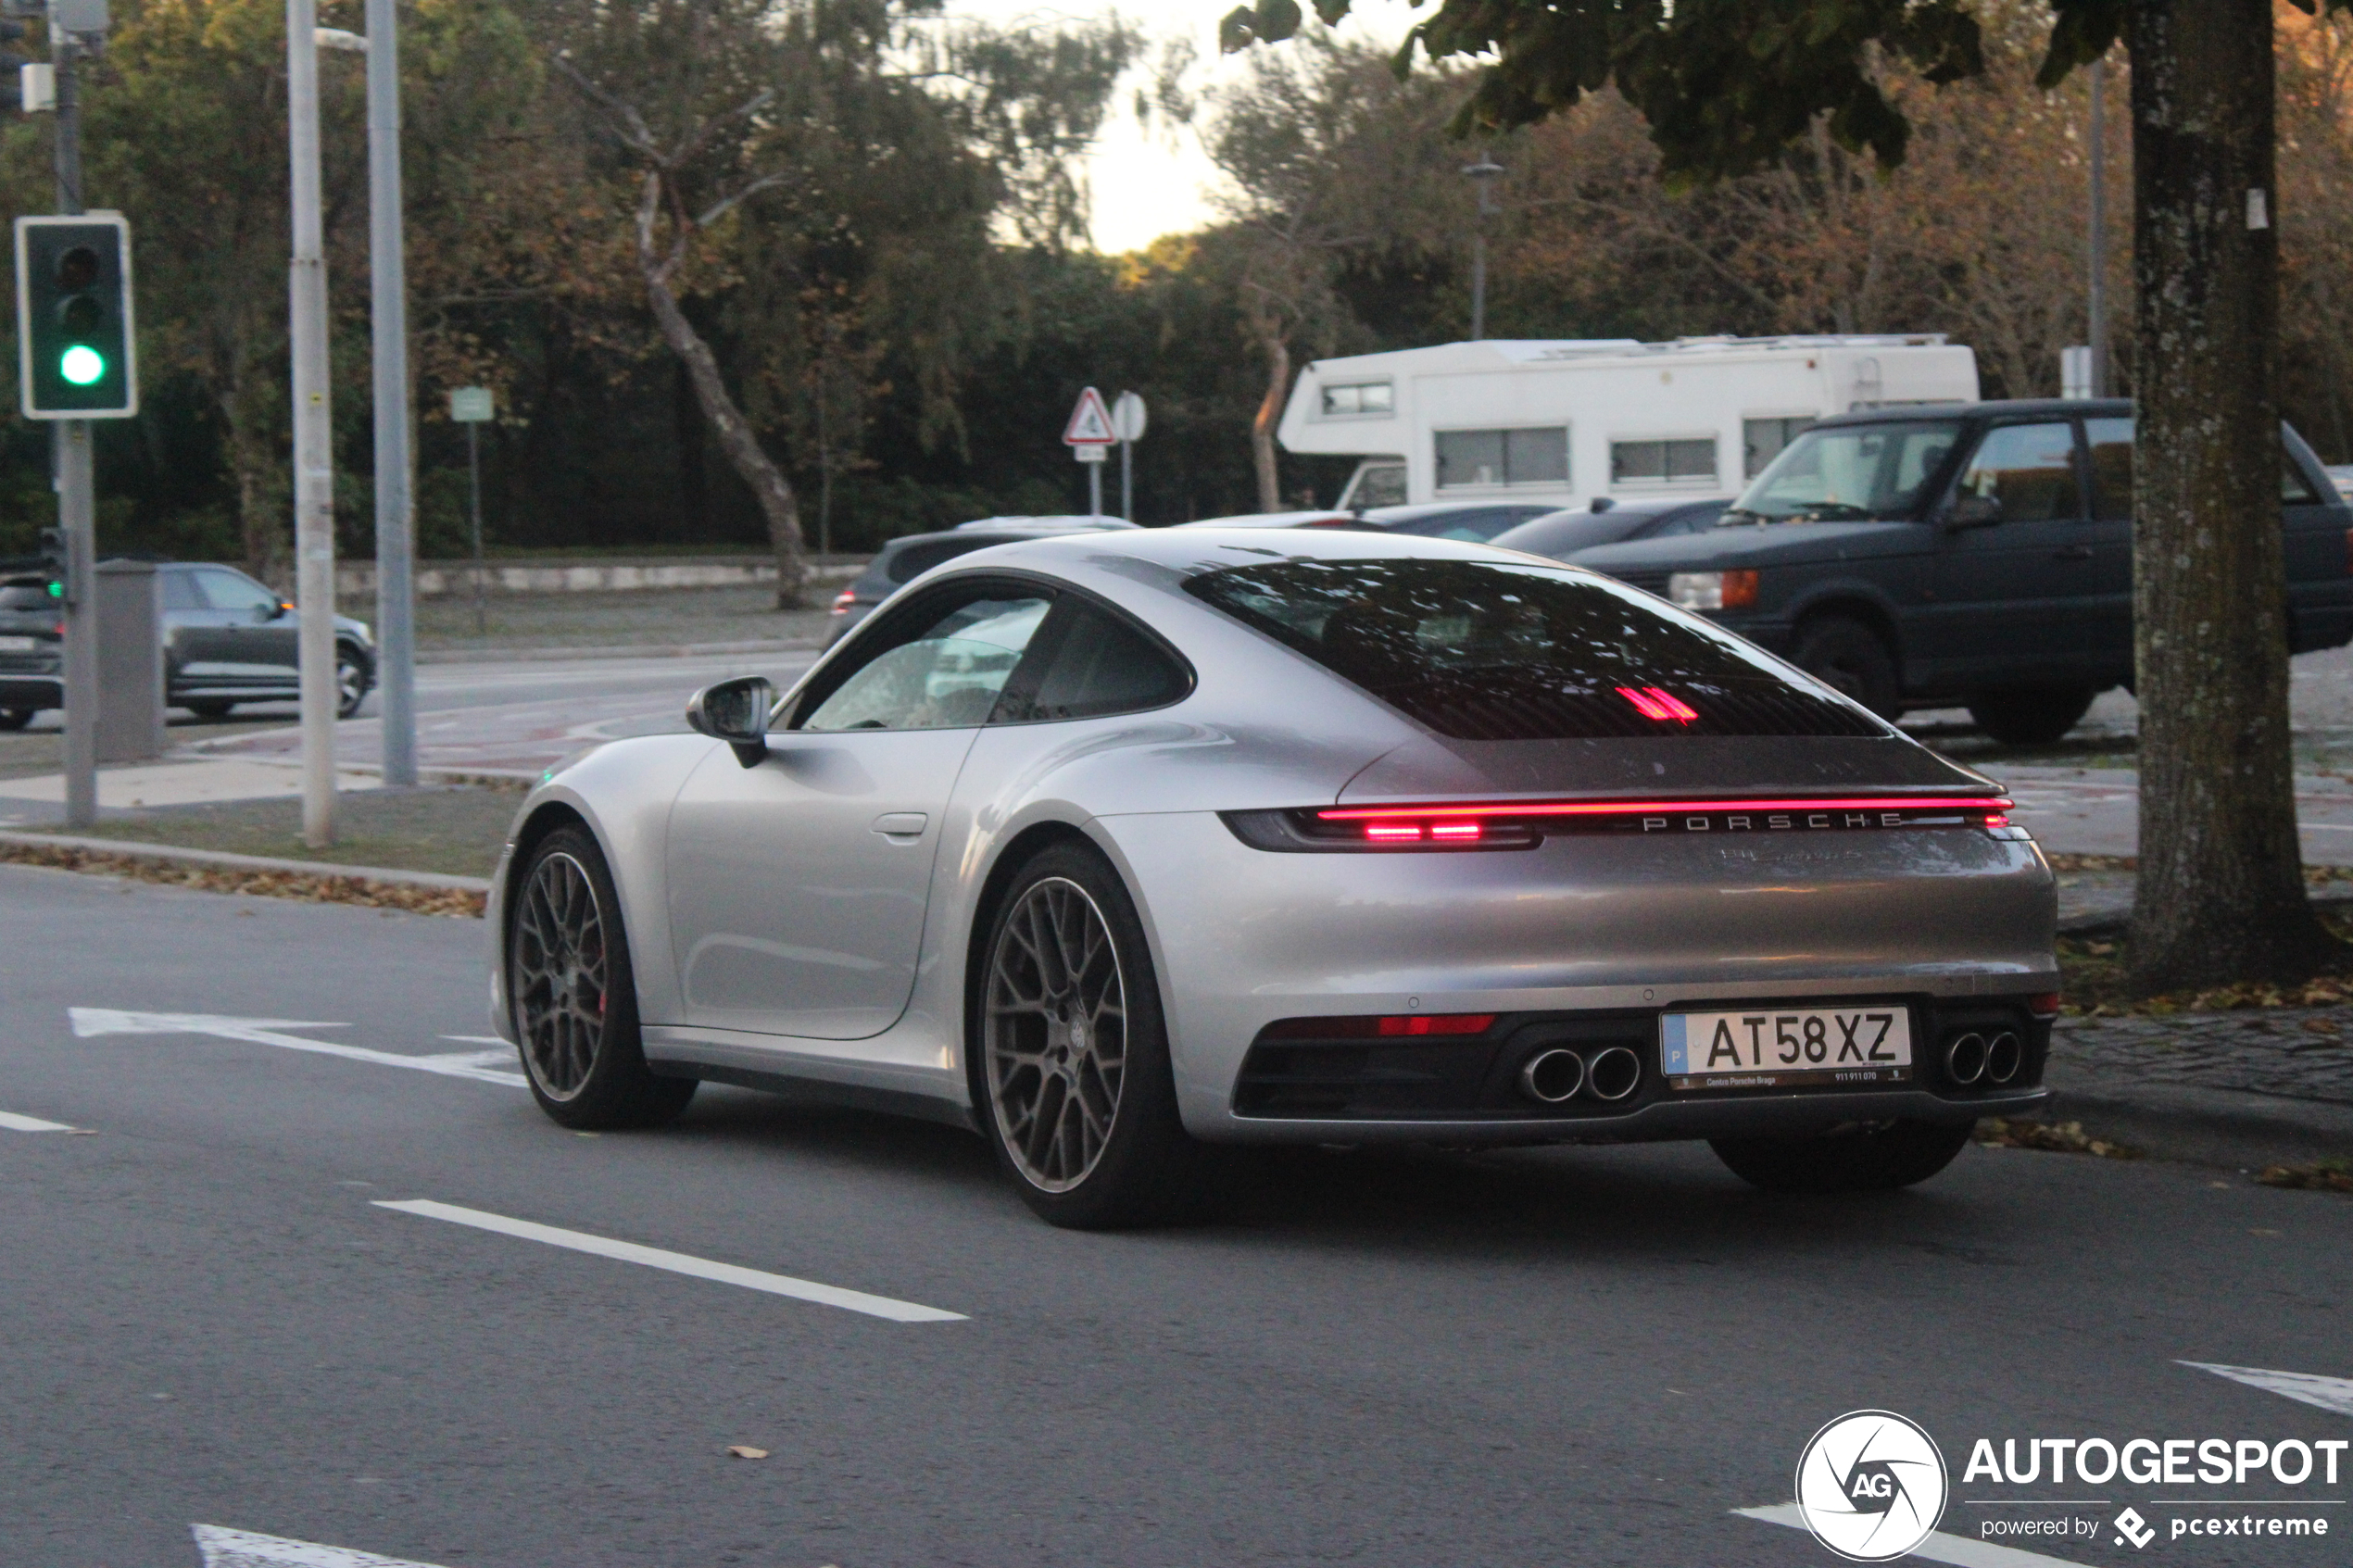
left=2183, top=1361, right=2353, bottom=1418
left=1738, top=1503, right=2091, bottom=1565
left=194, top=1524, right=452, bottom=1567
left=373, top=1198, right=966, bottom=1323
left=70, top=1009, right=527, bottom=1088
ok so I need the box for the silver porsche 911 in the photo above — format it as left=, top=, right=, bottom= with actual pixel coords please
left=484, top=528, right=2057, bottom=1228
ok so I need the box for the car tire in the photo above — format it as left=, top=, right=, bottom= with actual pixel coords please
left=184, top=700, right=234, bottom=721
left=1967, top=687, right=2096, bottom=746
left=0, top=708, right=33, bottom=732
left=1708, top=1119, right=1973, bottom=1194
left=1792, top=616, right=1902, bottom=720
left=508, top=824, right=697, bottom=1131
left=335, top=643, right=372, bottom=720
left=975, top=839, right=1209, bottom=1229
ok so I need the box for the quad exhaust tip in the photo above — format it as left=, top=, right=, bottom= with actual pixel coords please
left=1985, top=1029, right=2023, bottom=1085
left=1586, top=1045, right=1642, bottom=1102
left=1519, top=1048, right=1585, bottom=1104
left=1944, top=1031, right=1988, bottom=1085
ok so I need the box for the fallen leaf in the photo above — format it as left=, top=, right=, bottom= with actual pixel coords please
left=726, top=1445, right=769, bottom=1460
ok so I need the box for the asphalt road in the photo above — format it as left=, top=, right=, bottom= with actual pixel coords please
left=4, top=863, right=2349, bottom=1568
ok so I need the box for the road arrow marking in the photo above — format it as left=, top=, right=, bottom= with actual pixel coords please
left=69, top=1010, right=527, bottom=1088
left=194, top=1523, right=454, bottom=1567
left=0, top=1109, right=80, bottom=1132
left=374, top=1198, right=967, bottom=1323
left=1738, top=1502, right=2090, bottom=1565
left=2183, top=1361, right=2353, bottom=1418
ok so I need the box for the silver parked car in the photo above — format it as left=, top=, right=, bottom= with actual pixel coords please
left=485, top=528, right=2057, bottom=1227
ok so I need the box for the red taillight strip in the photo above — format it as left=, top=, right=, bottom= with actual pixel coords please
left=1319, top=796, right=2011, bottom=822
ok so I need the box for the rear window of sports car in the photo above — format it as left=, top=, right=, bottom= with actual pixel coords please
left=1182, top=558, right=1884, bottom=740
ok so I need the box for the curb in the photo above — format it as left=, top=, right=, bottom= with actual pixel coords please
left=413, top=636, right=827, bottom=666
left=2041, top=1073, right=2353, bottom=1170
left=0, top=829, right=492, bottom=893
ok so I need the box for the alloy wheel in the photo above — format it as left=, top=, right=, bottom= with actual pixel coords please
left=335, top=650, right=367, bottom=718
left=513, top=850, right=609, bottom=1099
left=985, top=876, right=1127, bottom=1192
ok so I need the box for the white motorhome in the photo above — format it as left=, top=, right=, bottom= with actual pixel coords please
left=1278, top=335, right=1980, bottom=509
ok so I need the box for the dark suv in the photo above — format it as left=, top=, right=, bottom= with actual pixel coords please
left=0, top=560, right=375, bottom=728
left=1563, top=400, right=2353, bottom=742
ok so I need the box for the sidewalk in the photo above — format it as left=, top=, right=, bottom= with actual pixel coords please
left=2045, top=1009, right=2353, bottom=1170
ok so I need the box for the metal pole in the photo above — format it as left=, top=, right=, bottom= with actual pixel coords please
left=1464, top=154, right=1501, bottom=342
left=1120, top=439, right=1132, bottom=521
left=1087, top=457, right=1101, bottom=522
left=52, top=32, right=95, bottom=829
left=2087, top=53, right=2110, bottom=399
left=288, top=0, right=335, bottom=847
left=365, top=0, right=415, bottom=786
left=466, top=421, right=484, bottom=637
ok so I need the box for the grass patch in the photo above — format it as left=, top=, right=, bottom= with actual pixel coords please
left=2059, top=924, right=2353, bottom=1016
left=54, top=784, right=522, bottom=878
left=0, top=839, right=483, bottom=916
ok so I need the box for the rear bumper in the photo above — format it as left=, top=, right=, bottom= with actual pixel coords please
left=0, top=673, right=60, bottom=709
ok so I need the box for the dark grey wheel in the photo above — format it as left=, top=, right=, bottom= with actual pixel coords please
left=1710, top=1119, right=1972, bottom=1194
left=510, top=825, right=695, bottom=1130
left=1968, top=686, right=2096, bottom=746
left=1793, top=616, right=1902, bottom=720
left=184, top=700, right=234, bottom=721
left=976, top=840, right=1208, bottom=1228
left=0, top=707, right=33, bottom=732
left=335, top=644, right=371, bottom=719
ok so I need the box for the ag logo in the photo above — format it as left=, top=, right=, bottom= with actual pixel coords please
left=1794, top=1409, right=1949, bottom=1562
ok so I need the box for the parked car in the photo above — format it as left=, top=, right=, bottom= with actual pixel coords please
left=1560, top=399, right=2353, bottom=743
left=0, top=560, right=375, bottom=728
left=488, top=526, right=2054, bottom=1228
left=1172, top=509, right=1365, bottom=530
left=1356, top=500, right=1561, bottom=541
left=2326, top=463, right=2353, bottom=502
left=1491, top=497, right=1733, bottom=559
left=826, top=520, right=1133, bottom=646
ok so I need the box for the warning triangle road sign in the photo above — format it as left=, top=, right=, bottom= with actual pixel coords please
left=1063, top=385, right=1117, bottom=445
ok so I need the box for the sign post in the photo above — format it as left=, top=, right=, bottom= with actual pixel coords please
left=450, top=386, right=493, bottom=635
left=1062, top=386, right=1116, bottom=523
left=1111, top=391, right=1146, bottom=521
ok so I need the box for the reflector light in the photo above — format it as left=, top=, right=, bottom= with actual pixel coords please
left=1428, top=821, right=1481, bottom=841
left=1318, top=795, right=2013, bottom=822
left=1377, top=1013, right=1495, bottom=1036
left=1364, top=822, right=1423, bottom=842
left=1984, top=812, right=2012, bottom=827
left=830, top=589, right=856, bottom=612
left=2026, top=992, right=2062, bottom=1018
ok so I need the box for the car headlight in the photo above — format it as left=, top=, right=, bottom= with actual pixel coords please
left=1667, top=569, right=1758, bottom=611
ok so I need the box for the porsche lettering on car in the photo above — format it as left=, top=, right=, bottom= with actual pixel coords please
left=484, top=527, right=2057, bottom=1228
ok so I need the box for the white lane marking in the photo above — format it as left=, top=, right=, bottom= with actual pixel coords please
left=195, top=1523, right=453, bottom=1567
left=0, top=1109, right=78, bottom=1132
left=70, top=1010, right=527, bottom=1088
left=1738, top=1502, right=2091, bottom=1566
left=2183, top=1361, right=2353, bottom=1418
left=373, top=1198, right=966, bottom=1323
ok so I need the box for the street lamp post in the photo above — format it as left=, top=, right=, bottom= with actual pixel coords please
left=287, top=0, right=335, bottom=847
left=1464, top=153, right=1503, bottom=342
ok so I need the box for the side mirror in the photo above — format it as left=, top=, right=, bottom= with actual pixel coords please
left=686, top=675, right=776, bottom=768
left=258, top=601, right=287, bottom=623
left=1946, top=494, right=2003, bottom=530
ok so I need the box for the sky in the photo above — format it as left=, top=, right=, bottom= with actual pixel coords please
left=949, top=1, right=1416, bottom=255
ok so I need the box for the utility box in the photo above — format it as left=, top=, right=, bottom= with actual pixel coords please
left=93, top=557, right=163, bottom=764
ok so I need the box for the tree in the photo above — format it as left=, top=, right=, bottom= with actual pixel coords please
left=1223, top=0, right=2348, bottom=994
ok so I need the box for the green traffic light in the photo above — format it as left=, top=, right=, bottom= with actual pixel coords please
left=59, top=345, right=105, bottom=385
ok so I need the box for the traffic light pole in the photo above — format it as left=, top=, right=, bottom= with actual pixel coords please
left=52, top=31, right=94, bottom=829
left=288, top=0, right=335, bottom=847
left=364, top=0, right=416, bottom=788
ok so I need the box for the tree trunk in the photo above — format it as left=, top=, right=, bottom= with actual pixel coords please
left=1251, top=328, right=1290, bottom=512
left=218, top=365, right=284, bottom=590
left=635, top=175, right=807, bottom=611
left=2124, top=0, right=2336, bottom=990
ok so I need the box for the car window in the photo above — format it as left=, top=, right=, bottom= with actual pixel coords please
left=1184, top=558, right=1883, bottom=740
left=2082, top=417, right=2321, bottom=517
left=1730, top=420, right=1961, bottom=521
left=799, top=595, right=1051, bottom=732
left=0, top=580, right=51, bottom=611
left=159, top=571, right=203, bottom=610
left=195, top=569, right=278, bottom=613
left=997, top=601, right=1191, bottom=723
left=1955, top=422, right=2082, bottom=521
left=1642, top=506, right=1727, bottom=538
left=886, top=537, right=992, bottom=585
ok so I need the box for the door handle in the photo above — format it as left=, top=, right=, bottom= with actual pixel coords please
left=871, top=812, right=927, bottom=840
left=2051, top=545, right=2094, bottom=561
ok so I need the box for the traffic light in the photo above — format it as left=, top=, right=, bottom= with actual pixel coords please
left=15, top=213, right=137, bottom=419
left=38, top=524, right=68, bottom=607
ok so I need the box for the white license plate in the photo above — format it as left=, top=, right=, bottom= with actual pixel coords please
left=1660, top=1005, right=1913, bottom=1091
left=0, top=635, right=35, bottom=653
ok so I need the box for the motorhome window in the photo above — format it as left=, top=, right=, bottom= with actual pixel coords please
left=1743, top=417, right=1812, bottom=478
left=1434, top=427, right=1567, bottom=488
left=1611, top=438, right=1718, bottom=485
left=1321, top=382, right=1394, bottom=416
left=1730, top=420, right=1961, bottom=521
